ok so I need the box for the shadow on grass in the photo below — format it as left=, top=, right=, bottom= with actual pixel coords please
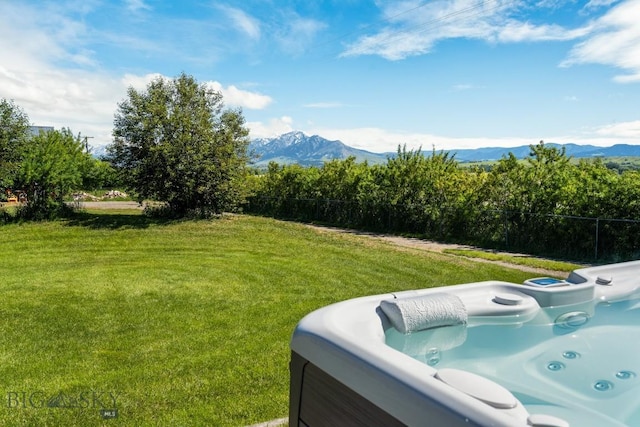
left=64, top=210, right=178, bottom=230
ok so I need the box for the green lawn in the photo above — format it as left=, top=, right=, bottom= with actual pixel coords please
left=0, top=210, right=536, bottom=426
left=442, top=248, right=582, bottom=273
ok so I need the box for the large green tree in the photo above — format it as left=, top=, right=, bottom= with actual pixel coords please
left=109, top=73, right=251, bottom=216
left=16, top=128, right=89, bottom=219
left=0, top=98, right=30, bottom=191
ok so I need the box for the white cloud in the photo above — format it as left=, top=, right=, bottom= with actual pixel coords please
left=0, top=2, right=91, bottom=68
left=0, top=1, right=128, bottom=144
left=342, top=0, right=589, bottom=60
left=275, top=14, right=327, bottom=55
left=585, top=0, right=622, bottom=9
left=247, top=116, right=294, bottom=138
left=120, top=75, right=272, bottom=110
left=595, top=120, right=640, bottom=138
left=562, top=0, right=640, bottom=82
left=341, top=29, right=434, bottom=60
left=206, top=82, right=272, bottom=110
left=0, top=0, right=273, bottom=149
left=452, top=84, right=474, bottom=91
left=121, top=73, right=165, bottom=91
left=496, top=21, right=591, bottom=43
left=1, top=63, right=271, bottom=148
left=218, top=6, right=261, bottom=40
left=1, top=68, right=125, bottom=147
left=125, top=0, right=152, bottom=13
left=340, top=0, right=507, bottom=60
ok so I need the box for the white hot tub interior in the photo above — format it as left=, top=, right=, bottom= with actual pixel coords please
left=290, top=261, right=640, bottom=427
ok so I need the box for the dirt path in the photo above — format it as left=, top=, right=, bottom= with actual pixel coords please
left=306, top=224, right=576, bottom=277
left=74, top=201, right=144, bottom=209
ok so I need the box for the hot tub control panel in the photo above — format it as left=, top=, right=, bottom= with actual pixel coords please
left=524, top=277, right=571, bottom=288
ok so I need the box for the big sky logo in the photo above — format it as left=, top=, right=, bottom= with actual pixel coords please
left=6, top=390, right=119, bottom=418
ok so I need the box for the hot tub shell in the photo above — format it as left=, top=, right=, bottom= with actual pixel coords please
left=289, top=261, right=640, bottom=427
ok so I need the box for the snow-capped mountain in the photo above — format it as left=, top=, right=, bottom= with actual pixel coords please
left=249, top=131, right=387, bottom=166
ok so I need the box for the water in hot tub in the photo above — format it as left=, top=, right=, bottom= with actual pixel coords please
left=385, top=298, right=640, bottom=426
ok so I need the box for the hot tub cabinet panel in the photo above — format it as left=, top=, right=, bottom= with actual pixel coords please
left=290, top=260, right=640, bottom=427
left=290, top=350, right=488, bottom=427
left=290, top=352, right=406, bottom=427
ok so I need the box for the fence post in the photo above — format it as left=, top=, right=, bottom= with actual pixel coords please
left=595, top=218, right=599, bottom=261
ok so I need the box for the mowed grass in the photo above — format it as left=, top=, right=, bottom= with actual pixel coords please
left=442, top=249, right=583, bottom=273
left=0, top=211, right=535, bottom=426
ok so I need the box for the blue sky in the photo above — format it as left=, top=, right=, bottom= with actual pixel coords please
left=1, top=0, right=639, bottom=153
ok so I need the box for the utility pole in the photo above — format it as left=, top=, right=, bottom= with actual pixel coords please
left=83, top=136, right=94, bottom=153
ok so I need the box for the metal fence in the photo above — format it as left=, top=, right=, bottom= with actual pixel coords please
left=245, top=197, right=640, bottom=262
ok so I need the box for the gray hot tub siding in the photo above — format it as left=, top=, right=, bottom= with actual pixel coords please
left=290, top=351, right=485, bottom=427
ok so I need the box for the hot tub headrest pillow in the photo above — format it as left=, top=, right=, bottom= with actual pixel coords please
left=380, top=293, right=468, bottom=334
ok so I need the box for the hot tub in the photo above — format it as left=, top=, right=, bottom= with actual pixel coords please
left=289, top=261, right=640, bottom=427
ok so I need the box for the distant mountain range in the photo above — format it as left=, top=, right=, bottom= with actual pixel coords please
left=451, top=143, right=640, bottom=162
left=250, top=132, right=640, bottom=166
left=92, top=131, right=640, bottom=165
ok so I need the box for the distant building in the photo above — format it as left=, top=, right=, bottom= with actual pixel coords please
left=28, top=126, right=54, bottom=136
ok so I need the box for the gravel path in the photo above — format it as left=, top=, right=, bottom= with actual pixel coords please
left=305, top=224, right=575, bottom=277
left=74, top=201, right=144, bottom=209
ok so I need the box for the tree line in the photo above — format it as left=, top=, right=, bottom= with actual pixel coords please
left=3, top=73, right=640, bottom=260
left=1, top=73, right=250, bottom=220
left=246, top=143, right=640, bottom=261
left=0, top=99, right=119, bottom=219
